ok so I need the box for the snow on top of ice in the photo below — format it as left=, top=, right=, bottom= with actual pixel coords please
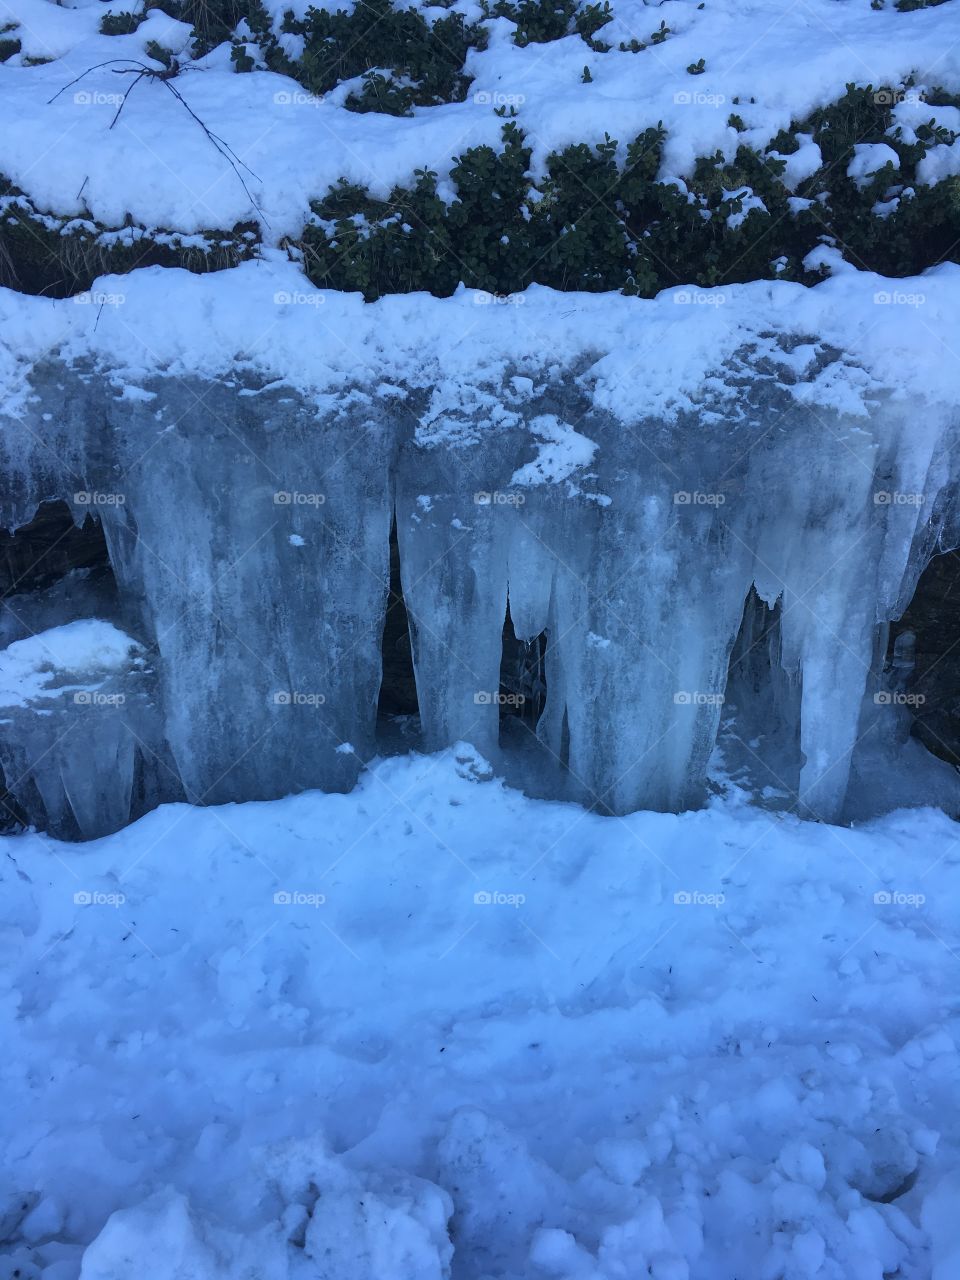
left=1, top=257, right=960, bottom=426
left=0, top=618, right=141, bottom=707
left=0, top=0, right=958, bottom=236
left=510, top=414, right=598, bottom=486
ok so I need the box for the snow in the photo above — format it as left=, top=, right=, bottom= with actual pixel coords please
left=848, top=142, right=901, bottom=188
left=3, top=256, right=960, bottom=423
left=2, top=747, right=959, bottom=1278
left=918, top=136, right=960, bottom=186
left=773, top=133, right=823, bottom=191
left=0, top=618, right=141, bottom=708
left=509, top=414, right=597, bottom=486
left=0, top=0, right=958, bottom=236
left=1, top=1, right=959, bottom=1273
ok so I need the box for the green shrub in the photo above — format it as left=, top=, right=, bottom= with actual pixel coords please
left=294, top=84, right=960, bottom=300
left=0, top=25, right=20, bottom=62
left=266, top=0, right=487, bottom=112
left=99, top=11, right=146, bottom=35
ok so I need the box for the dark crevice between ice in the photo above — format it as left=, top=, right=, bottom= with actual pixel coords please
left=376, top=517, right=421, bottom=752
left=888, top=547, right=960, bottom=768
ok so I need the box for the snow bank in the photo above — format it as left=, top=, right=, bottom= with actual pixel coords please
left=1, top=257, right=959, bottom=418
left=0, top=749, right=957, bottom=1278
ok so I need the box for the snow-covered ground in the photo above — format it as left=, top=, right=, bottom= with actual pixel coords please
left=2, top=745, right=960, bottom=1279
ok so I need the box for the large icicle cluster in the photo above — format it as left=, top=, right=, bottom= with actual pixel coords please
left=0, top=262, right=957, bottom=836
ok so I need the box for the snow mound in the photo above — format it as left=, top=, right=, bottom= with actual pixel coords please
left=79, top=1164, right=454, bottom=1280
left=0, top=619, right=142, bottom=708
left=1, top=750, right=957, bottom=1277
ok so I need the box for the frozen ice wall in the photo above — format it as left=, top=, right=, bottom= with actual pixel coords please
left=0, top=264, right=957, bottom=836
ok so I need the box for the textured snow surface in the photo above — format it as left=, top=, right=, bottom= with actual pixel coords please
left=1, top=748, right=959, bottom=1278
left=2, top=257, right=960, bottom=419
left=0, top=0, right=958, bottom=236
